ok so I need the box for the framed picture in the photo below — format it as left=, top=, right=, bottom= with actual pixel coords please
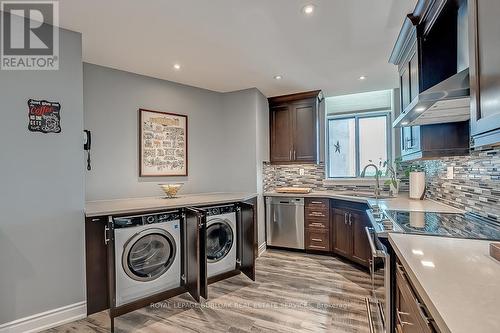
left=139, top=109, right=188, bottom=177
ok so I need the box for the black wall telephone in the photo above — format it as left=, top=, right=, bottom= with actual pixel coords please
left=84, top=130, right=92, bottom=170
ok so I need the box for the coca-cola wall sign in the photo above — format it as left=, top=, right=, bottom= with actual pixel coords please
left=28, top=99, right=61, bottom=133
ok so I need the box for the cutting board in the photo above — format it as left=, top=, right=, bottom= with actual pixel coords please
left=490, top=243, right=500, bottom=262
left=275, top=187, right=312, bottom=194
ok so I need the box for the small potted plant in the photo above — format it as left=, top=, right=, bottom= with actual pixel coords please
left=383, top=160, right=400, bottom=197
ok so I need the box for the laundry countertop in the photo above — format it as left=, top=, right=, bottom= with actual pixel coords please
left=85, top=192, right=257, bottom=217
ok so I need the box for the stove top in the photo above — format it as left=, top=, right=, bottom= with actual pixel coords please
left=384, top=210, right=500, bottom=240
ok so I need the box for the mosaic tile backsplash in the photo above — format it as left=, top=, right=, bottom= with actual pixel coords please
left=404, top=146, right=500, bottom=221
left=263, top=163, right=391, bottom=193
left=263, top=146, right=500, bottom=221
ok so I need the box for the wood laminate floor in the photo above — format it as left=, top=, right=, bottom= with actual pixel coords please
left=45, top=250, right=382, bottom=333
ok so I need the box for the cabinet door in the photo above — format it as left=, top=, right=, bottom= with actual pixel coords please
left=409, top=52, right=420, bottom=102
left=237, top=202, right=256, bottom=281
left=184, top=208, right=202, bottom=302
left=292, top=101, right=317, bottom=162
left=270, top=105, right=293, bottom=162
left=350, top=212, right=371, bottom=267
left=400, top=65, right=411, bottom=111
left=469, top=0, right=500, bottom=143
left=332, top=208, right=352, bottom=257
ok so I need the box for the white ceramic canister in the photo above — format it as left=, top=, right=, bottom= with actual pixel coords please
left=409, top=171, right=425, bottom=200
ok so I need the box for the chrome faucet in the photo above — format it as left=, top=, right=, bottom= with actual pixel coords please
left=361, top=164, right=381, bottom=200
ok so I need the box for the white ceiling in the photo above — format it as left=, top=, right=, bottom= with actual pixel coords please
left=58, top=0, right=415, bottom=97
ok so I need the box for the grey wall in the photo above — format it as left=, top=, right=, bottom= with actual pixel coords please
left=84, top=63, right=228, bottom=200
left=255, top=91, right=269, bottom=248
left=83, top=64, right=269, bottom=245
left=0, top=26, right=85, bottom=324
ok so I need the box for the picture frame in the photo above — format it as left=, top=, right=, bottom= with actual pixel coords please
left=139, top=109, right=188, bottom=177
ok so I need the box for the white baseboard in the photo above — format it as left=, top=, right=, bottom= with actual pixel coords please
left=258, top=242, right=267, bottom=256
left=0, top=301, right=86, bottom=333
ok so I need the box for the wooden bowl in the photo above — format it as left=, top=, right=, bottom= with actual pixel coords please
left=159, top=183, right=183, bottom=198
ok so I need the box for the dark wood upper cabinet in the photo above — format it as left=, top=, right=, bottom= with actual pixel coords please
left=390, top=1, right=471, bottom=161
left=469, top=0, right=500, bottom=147
left=269, top=90, right=322, bottom=164
left=270, top=105, right=293, bottom=163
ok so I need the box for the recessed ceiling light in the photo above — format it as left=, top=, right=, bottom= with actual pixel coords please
left=173, top=63, right=181, bottom=70
left=274, top=75, right=283, bottom=80
left=416, top=107, right=426, bottom=112
left=401, top=121, right=409, bottom=126
left=302, top=4, right=315, bottom=15
left=359, top=75, right=367, bottom=80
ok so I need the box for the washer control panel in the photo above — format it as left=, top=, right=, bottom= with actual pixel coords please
left=114, top=211, right=181, bottom=228
left=205, top=205, right=237, bottom=216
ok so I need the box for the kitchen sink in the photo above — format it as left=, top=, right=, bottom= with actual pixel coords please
left=338, top=191, right=393, bottom=199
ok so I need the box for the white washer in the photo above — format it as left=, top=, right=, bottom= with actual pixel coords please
left=206, top=208, right=237, bottom=278
left=114, top=212, right=181, bottom=307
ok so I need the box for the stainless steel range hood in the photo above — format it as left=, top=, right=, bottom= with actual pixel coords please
left=393, top=68, right=470, bottom=127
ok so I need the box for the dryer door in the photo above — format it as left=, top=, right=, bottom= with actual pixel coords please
left=206, top=218, right=234, bottom=263
left=123, top=228, right=176, bottom=282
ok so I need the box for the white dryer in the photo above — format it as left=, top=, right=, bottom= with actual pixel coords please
left=113, top=211, right=181, bottom=307
left=205, top=206, right=237, bottom=278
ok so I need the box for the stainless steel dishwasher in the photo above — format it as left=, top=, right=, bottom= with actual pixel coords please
left=265, top=197, right=304, bottom=249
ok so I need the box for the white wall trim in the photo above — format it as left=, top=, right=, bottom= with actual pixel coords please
left=258, top=242, right=267, bottom=256
left=0, top=302, right=86, bottom=333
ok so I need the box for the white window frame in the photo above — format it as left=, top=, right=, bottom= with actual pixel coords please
left=325, top=111, right=392, bottom=179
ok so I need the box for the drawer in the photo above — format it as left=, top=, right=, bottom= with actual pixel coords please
left=305, top=216, right=329, bottom=229
left=305, top=229, right=330, bottom=252
left=396, top=264, right=435, bottom=333
left=305, top=198, right=329, bottom=211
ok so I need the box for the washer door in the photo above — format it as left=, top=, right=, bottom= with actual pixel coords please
left=206, top=218, right=234, bottom=263
left=122, top=228, right=176, bottom=282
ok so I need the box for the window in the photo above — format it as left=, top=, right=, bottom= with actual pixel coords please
left=327, top=113, right=391, bottom=178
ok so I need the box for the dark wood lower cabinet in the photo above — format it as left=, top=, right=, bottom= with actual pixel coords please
left=85, top=199, right=257, bottom=325
left=332, top=208, right=351, bottom=257
left=395, top=260, right=436, bottom=333
left=330, top=201, right=371, bottom=268
left=304, top=198, right=330, bottom=252
left=303, top=198, right=371, bottom=267
left=85, top=216, right=109, bottom=315
left=350, top=211, right=371, bottom=266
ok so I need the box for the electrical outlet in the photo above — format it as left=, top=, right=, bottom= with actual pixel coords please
left=446, top=166, right=454, bottom=179
left=299, top=168, right=305, bottom=176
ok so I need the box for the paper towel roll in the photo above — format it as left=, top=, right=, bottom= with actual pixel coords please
left=409, top=172, right=425, bottom=200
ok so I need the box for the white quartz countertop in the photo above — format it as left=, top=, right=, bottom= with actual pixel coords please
left=85, top=192, right=257, bottom=217
left=389, top=233, right=500, bottom=333
left=264, top=191, right=463, bottom=213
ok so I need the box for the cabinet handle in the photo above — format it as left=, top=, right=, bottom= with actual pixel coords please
left=311, top=201, right=323, bottom=204
left=344, top=212, right=348, bottom=224
left=311, top=238, right=323, bottom=242
left=309, top=222, right=325, bottom=227
left=349, top=213, right=352, bottom=226
left=309, top=245, right=326, bottom=249
left=104, top=225, right=110, bottom=245
left=396, top=310, right=414, bottom=327
left=289, top=150, right=292, bottom=160
left=310, top=212, right=325, bottom=217
left=293, top=150, right=296, bottom=159
left=416, top=302, right=432, bottom=324
left=91, top=218, right=101, bottom=222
